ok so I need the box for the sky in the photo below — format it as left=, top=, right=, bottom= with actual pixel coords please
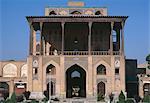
left=0, top=0, right=149, bottom=64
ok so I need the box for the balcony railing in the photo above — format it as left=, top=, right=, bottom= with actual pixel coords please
left=48, top=51, right=120, bottom=55
left=91, top=51, right=110, bottom=55
left=64, top=51, right=88, bottom=55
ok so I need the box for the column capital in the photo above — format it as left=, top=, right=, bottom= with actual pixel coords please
left=88, top=22, right=92, bottom=27
left=111, top=22, right=114, bottom=29
left=40, top=22, right=43, bottom=31
left=121, top=21, right=125, bottom=28
left=61, top=22, right=65, bottom=26
left=29, top=22, right=34, bottom=30
left=29, top=21, right=33, bottom=26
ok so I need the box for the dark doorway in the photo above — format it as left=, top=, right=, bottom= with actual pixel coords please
left=0, top=82, right=9, bottom=100
left=47, top=81, right=55, bottom=96
left=66, top=64, right=86, bottom=98
left=97, top=82, right=105, bottom=96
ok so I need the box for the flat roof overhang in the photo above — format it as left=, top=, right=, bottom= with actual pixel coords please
left=26, top=15, right=128, bottom=23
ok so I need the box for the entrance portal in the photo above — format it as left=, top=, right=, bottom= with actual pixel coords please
left=66, top=64, right=86, bottom=98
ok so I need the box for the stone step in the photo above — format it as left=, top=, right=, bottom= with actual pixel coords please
left=58, top=98, right=97, bottom=103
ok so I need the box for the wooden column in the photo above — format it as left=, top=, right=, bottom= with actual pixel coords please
left=33, top=29, right=36, bottom=56
left=29, top=23, right=33, bottom=55
left=116, top=28, right=120, bottom=51
left=43, top=37, right=45, bottom=56
left=121, top=22, right=125, bottom=55
left=61, top=22, right=65, bottom=55
left=110, top=22, right=114, bottom=55
left=40, top=22, right=43, bottom=55
left=46, top=34, right=50, bottom=56
left=88, top=22, right=92, bottom=55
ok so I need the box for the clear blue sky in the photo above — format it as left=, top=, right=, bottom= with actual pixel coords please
left=0, top=0, right=149, bottom=64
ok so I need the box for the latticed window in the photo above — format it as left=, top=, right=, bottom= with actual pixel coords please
left=97, top=64, right=106, bottom=75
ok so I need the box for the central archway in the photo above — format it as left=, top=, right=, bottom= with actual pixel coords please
left=66, top=64, right=86, bottom=98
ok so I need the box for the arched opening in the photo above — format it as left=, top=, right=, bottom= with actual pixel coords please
left=47, top=81, right=55, bottom=97
left=36, top=43, right=40, bottom=53
left=35, top=30, right=41, bottom=55
left=95, top=11, right=101, bottom=15
left=44, top=64, right=57, bottom=99
left=97, top=64, right=106, bottom=75
left=66, top=64, right=86, bottom=98
left=21, top=64, right=27, bottom=77
left=70, top=11, right=82, bottom=15
left=3, top=63, right=17, bottom=77
left=0, top=82, right=9, bottom=100
left=49, top=11, right=57, bottom=15
left=97, top=82, right=105, bottom=96
left=143, top=83, right=150, bottom=96
left=113, top=30, right=118, bottom=51
left=46, top=64, right=56, bottom=75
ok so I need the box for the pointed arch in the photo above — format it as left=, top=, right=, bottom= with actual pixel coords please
left=65, top=63, right=87, bottom=73
left=95, top=11, right=101, bottom=15
left=66, top=64, right=86, bottom=98
left=71, top=71, right=80, bottom=78
left=94, top=60, right=111, bottom=70
left=49, top=11, right=57, bottom=15
left=3, top=63, right=17, bottom=77
left=21, top=64, right=28, bottom=77
left=94, top=60, right=111, bottom=76
left=46, top=64, right=56, bottom=75
left=97, top=64, right=106, bottom=75
left=43, top=60, right=60, bottom=94
left=70, top=11, right=82, bottom=15
left=44, top=60, right=60, bottom=70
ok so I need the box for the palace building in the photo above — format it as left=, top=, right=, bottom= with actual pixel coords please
left=0, top=1, right=130, bottom=102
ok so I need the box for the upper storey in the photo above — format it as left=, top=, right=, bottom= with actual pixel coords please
left=45, top=7, right=108, bottom=16
left=26, top=1, right=128, bottom=56
left=45, top=0, right=107, bottom=16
